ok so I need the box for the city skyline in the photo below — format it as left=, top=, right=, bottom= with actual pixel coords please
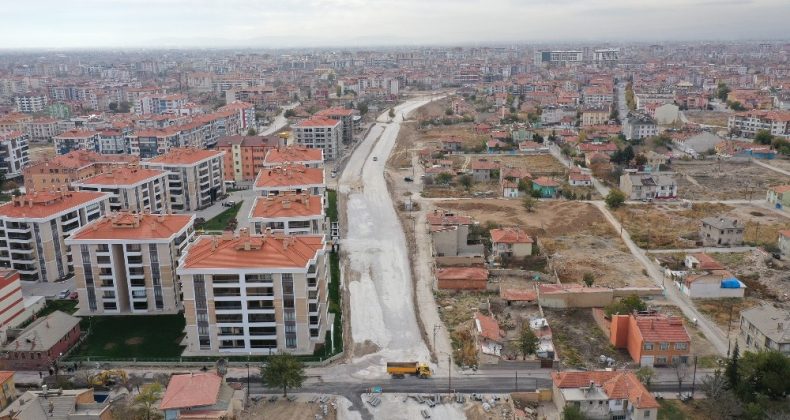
left=1, top=0, right=789, bottom=49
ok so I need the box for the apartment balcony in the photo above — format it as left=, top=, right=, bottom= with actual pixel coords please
left=213, top=288, right=242, bottom=298
left=246, top=301, right=275, bottom=311
left=130, top=289, right=147, bottom=300
left=214, top=301, right=243, bottom=311
left=5, top=225, right=31, bottom=234
left=6, top=234, right=32, bottom=243
left=10, top=253, right=35, bottom=262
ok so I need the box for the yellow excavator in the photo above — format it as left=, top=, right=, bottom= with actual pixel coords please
left=90, top=369, right=128, bottom=387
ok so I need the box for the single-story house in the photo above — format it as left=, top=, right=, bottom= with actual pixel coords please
left=678, top=270, right=746, bottom=299
left=470, top=158, right=499, bottom=182
left=491, top=227, right=533, bottom=259
left=767, top=185, right=790, bottom=211
left=532, top=177, right=560, bottom=198
left=568, top=169, right=592, bottom=187
left=2, top=310, right=81, bottom=370
left=474, top=312, right=504, bottom=356
left=436, top=267, right=489, bottom=290
left=551, top=371, right=659, bottom=420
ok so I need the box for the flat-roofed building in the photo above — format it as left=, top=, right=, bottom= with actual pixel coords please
left=253, top=164, right=325, bottom=197
left=142, top=148, right=226, bottom=212
left=292, top=117, right=341, bottom=160
left=66, top=212, right=195, bottom=315
left=178, top=229, right=328, bottom=355
left=262, top=146, right=324, bottom=169
left=0, top=131, right=30, bottom=179
left=0, top=191, right=109, bottom=282
left=53, top=129, right=100, bottom=155
left=217, top=135, right=283, bottom=182
left=315, top=107, right=356, bottom=144
left=249, top=193, right=325, bottom=236
left=72, top=166, right=169, bottom=214
left=0, top=269, right=26, bottom=338
left=23, top=150, right=138, bottom=192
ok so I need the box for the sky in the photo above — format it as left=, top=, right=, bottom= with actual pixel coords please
left=1, top=0, right=789, bottom=49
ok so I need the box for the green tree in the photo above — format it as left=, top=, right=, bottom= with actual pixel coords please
left=388, top=108, right=395, bottom=119
left=605, top=189, right=626, bottom=209
left=336, top=85, right=342, bottom=97
left=445, top=107, right=454, bottom=116
left=634, top=154, right=647, bottom=167
left=635, top=366, right=655, bottom=388
left=517, top=178, right=530, bottom=192
left=0, top=170, right=6, bottom=192
left=459, top=174, right=473, bottom=191
left=582, top=272, right=595, bottom=287
left=754, top=130, right=774, bottom=145
left=435, top=172, right=453, bottom=185
left=717, top=82, right=731, bottom=102
left=522, top=195, right=536, bottom=212
left=518, top=325, right=539, bottom=360
left=604, top=294, right=646, bottom=317
left=284, top=109, right=296, bottom=118
left=261, top=352, right=306, bottom=397
left=737, top=350, right=790, bottom=401
left=246, top=128, right=257, bottom=136
left=357, top=102, right=368, bottom=115
left=134, top=382, right=163, bottom=420
left=726, top=341, right=740, bottom=391
left=562, top=404, right=586, bottom=420
left=108, top=102, right=118, bottom=112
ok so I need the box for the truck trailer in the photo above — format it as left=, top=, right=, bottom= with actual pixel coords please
left=386, top=362, right=432, bottom=378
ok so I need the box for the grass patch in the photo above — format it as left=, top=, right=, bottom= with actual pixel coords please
left=200, top=201, right=243, bottom=231
left=659, top=400, right=689, bottom=420
left=18, top=299, right=78, bottom=329
left=328, top=251, right=342, bottom=355
left=71, top=315, right=185, bottom=359
left=326, top=189, right=338, bottom=223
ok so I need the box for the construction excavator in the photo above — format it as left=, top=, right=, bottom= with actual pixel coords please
left=89, top=369, right=128, bottom=387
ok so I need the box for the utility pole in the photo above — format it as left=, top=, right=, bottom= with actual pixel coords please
left=448, top=354, right=452, bottom=395
left=515, top=371, right=518, bottom=392
left=727, top=304, right=734, bottom=356
left=691, top=356, right=698, bottom=396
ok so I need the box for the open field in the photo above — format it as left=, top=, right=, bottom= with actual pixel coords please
left=241, top=395, right=338, bottom=420
left=673, top=160, right=787, bottom=200
left=613, top=202, right=789, bottom=249
left=437, top=200, right=653, bottom=287
left=658, top=399, right=712, bottom=420
left=683, top=110, right=730, bottom=127
left=763, top=158, right=790, bottom=171
left=495, top=154, right=567, bottom=175
left=29, top=143, right=55, bottom=162
left=71, top=315, right=185, bottom=359
left=415, top=97, right=453, bottom=120
left=544, top=308, right=630, bottom=369
left=712, top=250, right=790, bottom=302
left=422, top=124, right=488, bottom=149
left=388, top=120, right=419, bottom=168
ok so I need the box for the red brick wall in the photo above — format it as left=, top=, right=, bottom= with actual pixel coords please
left=438, top=279, right=487, bottom=290
left=4, top=324, right=81, bottom=371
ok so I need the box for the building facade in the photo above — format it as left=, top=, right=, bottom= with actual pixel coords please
left=292, top=117, right=341, bottom=160
left=66, top=212, right=194, bottom=315
left=0, top=131, right=30, bottom=179
left=0, top=191, right=108, bottom=282
left=739, top=305, right=790, bottom=355
left=700, top=217, right=744, bottom=247
left=178, top=230, right=329, bottom=355
left=249, top=193, right=325, bottom=236
left=217, top=136, right=283, bottom=183
left=142, top=148, right=226, bottom=212
left=610, top=314, right=691, bottom=367
left=253, top=165, right=325, bottom=197
left=23, top=150, right=138, bottom=192
left=73, top=167, right=169, bottom=214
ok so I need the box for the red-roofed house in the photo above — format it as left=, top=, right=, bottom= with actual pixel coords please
left=73, top=166, right=170, bottom=214
left=610, top=313, right=691, bottom=366
left=160, top=372, right=241, bottom=419
left=568, top=168, right=592, bottom=187
left=436, top=267, right=489, bottom=290
left=474, top=312, right=504, bottom=356
left=551, top=370, right=658, bottom=420
left=490, top=227, right=533, bottom=259
left=470, top=158, right=499, bottom=182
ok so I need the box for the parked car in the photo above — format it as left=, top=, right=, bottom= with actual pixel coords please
left=404, top=176, right=413, bottom=182
left=372, top=156, right=378, bottom=161
left=68, top=291, right=78, bottom=300
left=57, top=289, right=70, bottom=299
left=224, top=201, right=236, bottom=207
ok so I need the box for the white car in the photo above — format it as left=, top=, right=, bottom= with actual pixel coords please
left=372, top=156, right=378, bottom=161
left=58, top=289, right=70, bottom=299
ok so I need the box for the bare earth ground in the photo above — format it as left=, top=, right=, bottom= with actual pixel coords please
left=388, top=120, right=419, bottom=168
left=29, top=143, right=55, bottom=162
left=422, top=124, right=488, bottom=149
left=240, top=395, right=338, bottom=420
left=673, top=160, right=787, bottom=200
left=415, top=97, right=453, bottom=121
left=683, top=110, right=731, bottom=127
left=437, top=199, right=653, bottom=287
left=543, top=308, right=631, bottom=370
left=712, top=251, right=790, bottom=302
left=764, top=157, right=790, bottom=171
left=614, top=203, right=789, bottom=249
left=495, top=154, right=568, bottom=175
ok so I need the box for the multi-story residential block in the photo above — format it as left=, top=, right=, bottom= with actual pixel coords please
left=739, top=305, right=790, bottom=355
left=552, top=370, right=658, bottom=420
left=582, top=87, right=614, bottom=106
left=700, top=217, right=744, bottom=247
left=619, top=172, right=677, bottom=200
left=610, top=313, right=691, bottom=367
left=727, top=110, right=790, bottom=139
left=581, top=106, right=610, bottom=126
left=249, top=193, right=325, bottom=236
left=293, top=117, right=341, bottom=160
left=142, top=148, right=226, bottom=212
left=0, top=269, right=27, bottom=337
left=178, top=230, right=329, bottom=355
left=0, top=131, right=30, bottom=178
left=220, top=101, right=257, bottom=131
left=23, top=150, right=138, bottom=192
left=53, top=129, right=100, bottom=155
left=315, top=107, right=356, bottom=144
left=0, top=191, right=109, bottom=282
left=97, top=129, right=127, bottom=154
left=14, top=93, right=48, bottom=113
left=133, top=93, right=188, bottom=115
left=262, top=146, right=324, bottom=169
left=253, top=164, right=325, bottom=197
left=23, top=117, right=61, bottom=141
left=533, top=50, right=584, bottom=66
left=72, top=167, right=169, bottom=214
left=66, top=212, right=194, bottom=315
left=622, top=112, right=658, bottom=140
left=217, top=135, right=283, bottom=182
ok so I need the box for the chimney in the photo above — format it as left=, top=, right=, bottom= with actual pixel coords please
left=282, top=200, right=291, bottom=209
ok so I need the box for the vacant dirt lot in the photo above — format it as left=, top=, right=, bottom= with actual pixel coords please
left=389, top=120, right=420, bottom=168
left=495, top=154, right=567, bottom=175
left=614, top=203, right=789, bottom=249
left=241, top=395, right=338, bottom=420
left=544, top=308, right=631, bottom=369
left=673, top=160, right=787, bottom=200
left=437, top=200, right=653, bottom=287
left=763, top=158, right=790, bottom=172
left=683, top=110, right=731, bottom=127
left=712, top=250, right=790, bottom=302
left=29, top=144, right=55, bottom=162
left=423, top=124, right=488, bottom=149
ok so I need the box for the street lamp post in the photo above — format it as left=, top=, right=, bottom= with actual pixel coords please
left=246, top=352, right=251, bottom=404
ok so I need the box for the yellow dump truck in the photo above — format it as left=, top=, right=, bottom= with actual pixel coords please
left=386, top=362, right=432, bottom=378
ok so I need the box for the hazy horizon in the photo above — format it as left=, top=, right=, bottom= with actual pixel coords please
left=1, top=0, right=789, bottom=49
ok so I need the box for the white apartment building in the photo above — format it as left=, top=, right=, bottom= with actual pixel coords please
left=53, top=130, right=100, bottom=155
left=262, top=147, right=324, bottom=169
left=14, top=94, right=48, bottom=113
left=72, top=167, right=169, bottom=214
left=142, top=148, right=226, bottom=212
left=0, top=191, right=109, bottom=282
left=66, top=212, right=194, bottom=315
left=293, top=117, right=341, bottom=160
left=23, top=118, right=61, bottom=141
left=249, top=193, right=325, bottom=236
left=178, top=230, right=329, bottom=355
left=133, top=94, right=188, bottom=115
left=728, top=111, right=790, bottom=138
left=0, top=131, right=30, bottom=178
left=623, top=112, right=659, bottom=140
left=253, top=165, right=325, bottom=197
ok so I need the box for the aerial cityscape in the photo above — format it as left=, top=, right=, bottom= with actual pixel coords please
left=0, top=2, right=788, bottom=420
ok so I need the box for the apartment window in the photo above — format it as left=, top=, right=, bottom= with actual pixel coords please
left=643, top=342, right=654, bottom=350
left=675, top=342, right=688, bottom=350
left=80, top=245, right=98, bottom=312
left=149, top=244, right=164, bottom=309
left=645, top=410, right=651, bottom=417
left=194, top=275, right=211, bottom=350
left=655, top=356, right=667, bottom=365
left=660, top=342, right=669, bottom=350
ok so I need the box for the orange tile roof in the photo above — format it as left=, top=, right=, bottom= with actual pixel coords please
left=27, top=150, right=138, bottom=171
left=77, top=167, right=166, bottom=186
left=532, top=176, right=560, bottom=187
left=251, top=194, right=323, bottom=219
left=315, top=107, right=355, bottom=117
left=70, top=212, right=193, bottom=241
left=552, top=371, right=659, bottom=409
left=0, top=371, right=13, bottom=384
left=474, top=312, right=503, bottom=342
left=159, top=373, right=221, bottom=410
left=264, top=147, right=324, bottom=164
left=54, top=129, right=99, bottom=139
left=436, top=267, right=489, bottom=281
left=0, top=131, right=24, bottom=141
left=634, top=314, right=690, bottom=343
left=500, top=288, right=537, bottom=302
left=770, top=185, right=790, bottom=193
left=491, top=227, right=533, bottom=244
left=145, top=147, right=223, bottom=166
left=0, top=191, right=108, bottom=220
left=294, top=117, right=340, bottom=128
left=182, top=231, right=324, bottom=270
left=254, top=165, right=324, bottom=189
left=688, top=253, right=724, bottom=270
